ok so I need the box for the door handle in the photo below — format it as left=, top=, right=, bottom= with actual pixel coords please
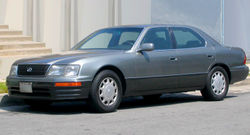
left=170, top=57, right=178, bottom=61
left=207, top=55, right=214, bottom=59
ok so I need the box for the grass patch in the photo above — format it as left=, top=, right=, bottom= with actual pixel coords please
left=0, top=82, right=8, bottom=93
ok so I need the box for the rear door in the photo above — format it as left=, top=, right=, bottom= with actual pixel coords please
left=170, top=27, right=215, bottom=89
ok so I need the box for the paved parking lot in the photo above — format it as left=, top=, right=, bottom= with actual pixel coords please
left=0, top=79, right=250, bottom=135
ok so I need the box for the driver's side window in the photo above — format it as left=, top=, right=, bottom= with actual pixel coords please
left=141, top=27, right=173, bottom=50
left=118, top=32, right=140, bottom=46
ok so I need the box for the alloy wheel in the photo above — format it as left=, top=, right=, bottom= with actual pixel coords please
left=211, top=71, right=226, bottom=95
left=98, top=77, right=118, bottom=106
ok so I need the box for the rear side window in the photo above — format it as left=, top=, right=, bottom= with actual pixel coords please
left=172, top=27, right=205, bottom=49
left=141, top=27, right=173, bottom=50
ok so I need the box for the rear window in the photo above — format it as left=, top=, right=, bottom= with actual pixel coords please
left=172, top=27, right=205, bottom=49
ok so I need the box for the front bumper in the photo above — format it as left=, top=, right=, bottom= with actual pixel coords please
left=230, top=65, right=249, bottom=84
left=6, top=77, right=92, bottom=101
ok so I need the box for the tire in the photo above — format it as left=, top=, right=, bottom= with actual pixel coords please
left=201, top=66, right=229, bottom=101
left=24, top=100, right=52, bottom=108
left=143, top=94, right=162, bottom=101
left=88, top=70, right=123, bottom=113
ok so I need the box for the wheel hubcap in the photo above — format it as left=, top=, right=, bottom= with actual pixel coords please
left=211, top=71, right=226, bottom=95
left=98, top=77, right=118, bottom=106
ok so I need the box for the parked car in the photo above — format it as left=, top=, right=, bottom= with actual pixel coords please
left=7, top=25, right=249, bottom=113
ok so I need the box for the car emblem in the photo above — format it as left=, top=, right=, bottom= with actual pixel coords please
left=27, top=67, right=33, bottom=72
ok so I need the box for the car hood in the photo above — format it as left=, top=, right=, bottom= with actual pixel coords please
left=14, top=50, right=124, bottom=65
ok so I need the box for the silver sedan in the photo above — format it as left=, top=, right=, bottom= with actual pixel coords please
left=7, top=24, right=249, bottom=113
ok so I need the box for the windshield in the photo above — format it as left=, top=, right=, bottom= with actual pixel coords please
left=73, top=28, right=143, bottom=50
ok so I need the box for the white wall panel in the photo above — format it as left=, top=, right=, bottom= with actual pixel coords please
left=121, top=0, right=151, bottom=25
left=152, top=0, right=222, bottom=43
left=0, top=0, right=24, bottom=30
left=224, top=0, right=250, bottom=56
left=43, top=0, right=62, bottom=52
left=77, top=0, right=110, bottom=43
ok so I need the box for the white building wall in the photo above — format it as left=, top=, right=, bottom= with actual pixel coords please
left=77, top=0, right=110, bottom=45
left=40, top=0, right=111, bottom=52
left=0, top=0, right=24, bottom=30
left=151, top=0, right=222, bottom=43
left=120, top=0, right=151, bottom=25
left=224, top=0, right=250, bottom=57
left=42, top=0, right=63, bottom=53
left=1, top=0, right=250, bottom=56
left=0, top=0, right=151, bottom=53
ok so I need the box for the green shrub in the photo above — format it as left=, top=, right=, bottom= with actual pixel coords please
left=0, top=82, right=8, bottom=93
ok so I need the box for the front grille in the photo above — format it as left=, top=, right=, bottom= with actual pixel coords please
left=18, top=64, right=50, bottom=76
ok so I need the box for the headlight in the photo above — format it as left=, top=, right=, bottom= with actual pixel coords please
left=47, top=65, right=80, bottom=77
left=9, top=65, right=18, bottom=76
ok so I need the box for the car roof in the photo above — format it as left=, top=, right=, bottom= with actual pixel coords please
left=111, top=24, right=195, bottom=29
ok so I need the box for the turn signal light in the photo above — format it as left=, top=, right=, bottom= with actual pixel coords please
left=244, top=55, right=247, bottom=65
left=55, top=82, right=82, bottom=87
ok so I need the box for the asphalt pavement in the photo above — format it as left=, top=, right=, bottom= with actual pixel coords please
left=2, top=53, right=250, bottom=135
left=0, top=81, right=250, bottom=135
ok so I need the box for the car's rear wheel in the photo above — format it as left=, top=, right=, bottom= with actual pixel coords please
left=201, top=66, right=229, bottom=101
left=89, top=70, right=122, bottom=113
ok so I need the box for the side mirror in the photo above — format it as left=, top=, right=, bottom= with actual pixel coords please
left=137, top=43, right=154, bottom=52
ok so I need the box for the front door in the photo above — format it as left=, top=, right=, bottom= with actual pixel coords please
left=134, top=27, right=179, bottom=92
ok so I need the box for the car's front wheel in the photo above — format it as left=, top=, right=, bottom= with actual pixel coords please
left=201, top=66, right=229, bottom=101
left=88, top=70, right=123, bottom=113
